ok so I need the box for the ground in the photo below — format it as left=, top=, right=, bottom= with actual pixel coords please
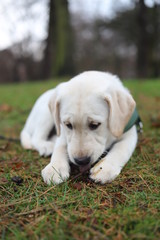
left=0, top=79, right=160, bottom=240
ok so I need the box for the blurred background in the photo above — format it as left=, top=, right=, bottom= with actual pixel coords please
left=0, top=0, right=160, bottom=83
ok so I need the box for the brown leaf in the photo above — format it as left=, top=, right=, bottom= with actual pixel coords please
left=151, top=122, right=160, bottom=128
left=12, top=162, right=24, bottom=170
left=0, top=104, right=12, bottom=113
left=150, top=115, right=160, bottom=128
left=72, top=182, right=83, bottom=191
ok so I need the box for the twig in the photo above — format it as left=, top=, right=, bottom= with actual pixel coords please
left=138, top=174, right=152, bottom=193
left=0, top=135, right=20, bottom=143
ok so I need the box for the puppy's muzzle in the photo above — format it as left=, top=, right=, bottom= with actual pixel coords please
left=74, top=156, right=91, bottom=166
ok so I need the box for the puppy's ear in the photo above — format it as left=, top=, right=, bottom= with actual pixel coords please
left=54, top=101, right=61, bottom=136
left=48, top=92, right=61, bottom=136
left=105, top=89, right=136, bottom=138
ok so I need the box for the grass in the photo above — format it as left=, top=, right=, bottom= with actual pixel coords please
left=0, top=78, right=160, bottom=240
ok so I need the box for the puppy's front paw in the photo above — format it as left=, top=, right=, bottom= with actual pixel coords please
left=41, top=162, right=70, bottom=185
left=90, top=161, right=121, bottom=184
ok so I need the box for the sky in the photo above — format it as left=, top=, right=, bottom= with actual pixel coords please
left=0, top=0, right=47, bottom=50
left=0, top=0, right=159, bottom=51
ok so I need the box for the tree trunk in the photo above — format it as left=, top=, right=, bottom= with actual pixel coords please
left=136, top=0, right=149, bottom=78
left=43, top=0, right=74, bottom=79
left=136, top=0, right=160, bottom=78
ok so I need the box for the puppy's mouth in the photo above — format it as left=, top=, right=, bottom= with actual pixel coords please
left=79, top=163, right=91, bottom=173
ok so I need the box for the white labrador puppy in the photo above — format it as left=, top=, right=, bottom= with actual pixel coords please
left=21, top=71, right=139, bottom=184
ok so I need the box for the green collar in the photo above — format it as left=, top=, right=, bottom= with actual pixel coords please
left=124, top=108, right=142, bottom=133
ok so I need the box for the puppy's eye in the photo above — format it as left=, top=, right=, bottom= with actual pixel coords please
left=65, top=123, right=73, bottom=130
left=89, top=122, right=101, bottom=130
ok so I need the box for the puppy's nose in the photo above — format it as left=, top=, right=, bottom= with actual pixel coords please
left=74, top=156, right=91, bottom=166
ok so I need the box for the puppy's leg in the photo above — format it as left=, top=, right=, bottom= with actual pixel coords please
left=29, top=107, right=56, bottom=156
left=20, top=89, right=56, bottom=156
left=90, top=126, right=138, bottom=184
left=31, top=124, right=56, bottom=157
left=20, top=129, right=33, bottom=149
left=41, top=130, right=70, bottom=185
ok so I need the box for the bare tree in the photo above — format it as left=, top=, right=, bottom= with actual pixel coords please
left=98, top=0, right=160, bottom=78
left=43, top=0, right=75, bottom=78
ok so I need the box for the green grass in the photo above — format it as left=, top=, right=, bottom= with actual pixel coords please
left=0, top=78, right=160, bottom=240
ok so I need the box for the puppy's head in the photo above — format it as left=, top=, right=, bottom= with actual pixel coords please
left=49, top=72, right=135, bottom=168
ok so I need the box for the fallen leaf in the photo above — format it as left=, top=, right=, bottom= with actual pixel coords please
left=0, top=104, right=12, bottom=113
left=12, top=162, right=24, bottom=170
left=150, top=115, right=160, bottom=128
left=72, top=182, right=83, bottom=191
left=151, top=122, right=160, bottom=128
